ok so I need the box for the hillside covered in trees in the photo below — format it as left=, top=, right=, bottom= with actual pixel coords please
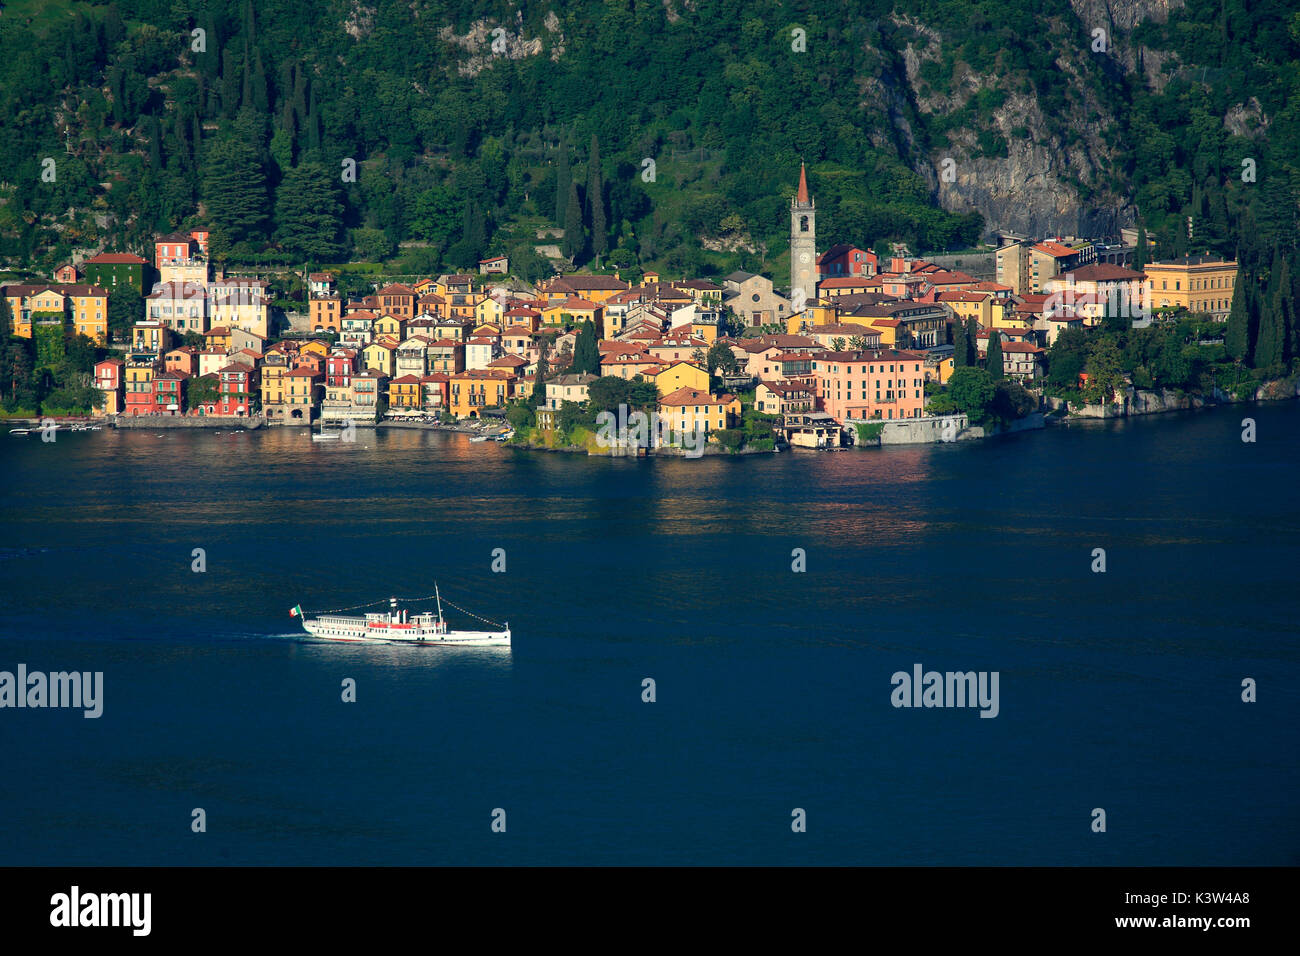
left=0, top=0, right=1297, bottom=288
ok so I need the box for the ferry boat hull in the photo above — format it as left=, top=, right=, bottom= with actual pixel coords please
left=291, top=596, right=509, bottom=647
left=300, top=617, right=510, bottom=646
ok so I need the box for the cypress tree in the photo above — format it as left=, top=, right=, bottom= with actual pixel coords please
left=965, top=317, right=978, bottom=366
left=1133, top=225, right=1148, bottom=270
left=953, top=317, right=968, bottom=367
left=221, top=47, right=239, bottom=116
left=172, top=110, right=190, bottom=170
left=554, top=140, right=570, bottom=230
left=240, top=43, right=253, bottom=111
left=148, top=113, right=162, bottom=168
left=571, top=320, right=599, bottom=375
left=562, top=182, right=583, bottom=259
left=306, top=86, right=321, bottom=153
left=986, top=330, right=1004, bottom=380
left=1289, top=252, right=1300, bottom=361
left=252, top=50, right=269, bottom=114
left=532, top=354, right=550, bottom=407
left=587, top=134, right=606, bottom=260
left=1254, top=276, right=1285, bottom=369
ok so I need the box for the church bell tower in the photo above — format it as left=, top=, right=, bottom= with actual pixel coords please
left=790, top=162, right=816, bottom=306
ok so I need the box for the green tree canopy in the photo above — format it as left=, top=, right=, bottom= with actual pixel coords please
left=274, top=163, right=343, bottom=261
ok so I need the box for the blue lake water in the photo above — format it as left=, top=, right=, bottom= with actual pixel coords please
left=1, top=404, right=1297, bottom=865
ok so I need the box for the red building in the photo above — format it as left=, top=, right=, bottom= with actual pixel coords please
left=124, top=362, right=160, bottom=416
left=420, top=372, right=450, bottom=412
left=154, top=232, right=197, bottom=271
left=217, top=363, right=258, bottom=417
left=152, top=370, right=188, bottom=415
left=94, top=358, right=124, bottom=415
left=325, top=349, right=357, bottom=387
left=817, top=245, right=878, bottom=281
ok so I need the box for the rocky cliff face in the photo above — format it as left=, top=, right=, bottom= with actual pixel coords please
left=877, top=1, right=1186, bottom=238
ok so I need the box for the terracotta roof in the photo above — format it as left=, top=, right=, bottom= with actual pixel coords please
left=1062, top=264, right=1146, bottom=282
left=85, top=252, right=147, bottom=265
left=659, top=387, right=733, bottom=407
left=1033, top=241, right=1076, bottom=258
left=759, top=380, right=814, bottom=395
left=817, top=349, right=925, bottom=362
left=548, top=275, right=629, bottom=291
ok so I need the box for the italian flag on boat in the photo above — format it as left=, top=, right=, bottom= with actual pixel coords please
left=289, top=605, right=303, bottom=618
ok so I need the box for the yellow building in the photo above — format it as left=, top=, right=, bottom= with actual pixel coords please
left=785, top=300, right=839, bottom=334
left=64, top=284, right=110, bottom=343
left=691, top=320, right=719, bottom=344
left=449, top=369, right=517, bottom=418
left=1143, top=256, right=1237, bottom=319
left=3, top=285, right=67, bottom=339
left=203, top=327, right=232, bottom=352
left=925, top=354, right=955, bottom=385
left=363, top=341, right=397, bottom=377
left=299, top=340, right=330, bottom=360
left=475, top=297, right=505, bottom=327
left=373, top=314, right=406, bottom=340
left=261, top=361, right=288, bottom=409
left=650, top=360, right=710, bottom=397
left=133, top=321, right=173, bottom=354
left=387, top=374, right=423, bottom=410
left=656, top=387, right=740, bottom=439
left=284, top=367, right=321, bottom=421
left=865, top=319, right=899, bottom=348
left=209, top=292, right=270, bottom=340
left=125, top=362, right=155, bottom=401
left=937, top=291, right=993, bottom=330
left=542, top=297, right=602, bottom=330
left=989, top=297, right=1017, bottom=328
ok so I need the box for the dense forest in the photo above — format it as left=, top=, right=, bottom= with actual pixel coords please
left=1, top=0, right=1299, bottom=416
left=1, top=0, right=1296, bottom=278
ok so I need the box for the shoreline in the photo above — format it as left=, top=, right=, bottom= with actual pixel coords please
left=13, top=382, right=1296, bottom=447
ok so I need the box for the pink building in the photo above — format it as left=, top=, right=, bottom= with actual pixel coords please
left=811, top=349, right=927, bottom=422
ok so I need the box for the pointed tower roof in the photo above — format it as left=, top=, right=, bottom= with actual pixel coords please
left=797, top=162, right=810, bottom=205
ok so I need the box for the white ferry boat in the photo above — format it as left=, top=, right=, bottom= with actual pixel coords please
left=290, top=587, right=510, bottom=647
